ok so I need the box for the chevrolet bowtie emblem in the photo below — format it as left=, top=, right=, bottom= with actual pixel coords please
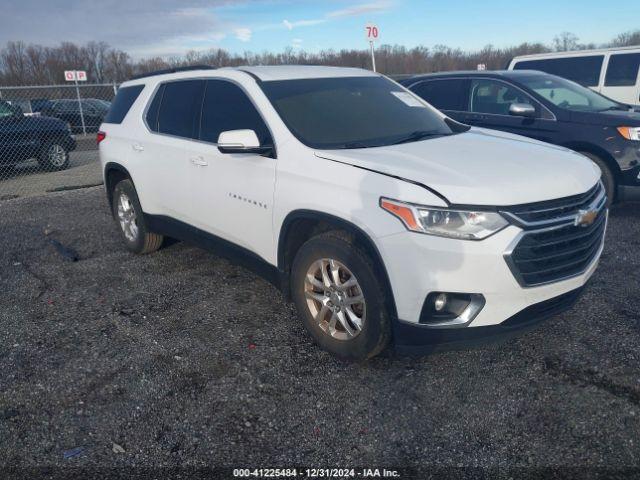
left=574, top=209, right=598, bottom=227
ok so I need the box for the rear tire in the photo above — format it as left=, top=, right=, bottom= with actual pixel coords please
left=580, top=152, right=615, bottom=207
left=291, top=231, right=390, bottom=361
left=112, top=179, right=163, bottom=254
left=38, top=141, right=70, bottom=171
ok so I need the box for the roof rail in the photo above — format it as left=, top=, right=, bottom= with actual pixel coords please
left=129, top=65, right=215, bottom=81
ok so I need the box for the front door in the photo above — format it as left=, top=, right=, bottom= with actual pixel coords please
left=189, top=79, right=277, bottom=262
left=0, top=102, right=36, bottom=163
left=461, top=78, right=558, bottom=145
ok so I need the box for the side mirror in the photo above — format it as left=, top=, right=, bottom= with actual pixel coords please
left=509, top=103, right=536, bottom=118
left=217, top=129, right=272, bottom=155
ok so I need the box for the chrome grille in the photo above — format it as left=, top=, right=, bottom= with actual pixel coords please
left=502, top=182, right=607, bottom=287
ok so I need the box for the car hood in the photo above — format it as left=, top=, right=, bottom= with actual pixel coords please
left=315, top=128, right=600, bottom=206
left=570, top=108, right=640, bottom=126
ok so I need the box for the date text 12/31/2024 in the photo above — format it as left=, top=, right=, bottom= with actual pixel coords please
left=233, top=468, right=401, bottom=478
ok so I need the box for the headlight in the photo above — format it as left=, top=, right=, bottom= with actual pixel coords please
left=617, top=126, right=640, bottom=141
left=380, top=198, right=509, bottom=240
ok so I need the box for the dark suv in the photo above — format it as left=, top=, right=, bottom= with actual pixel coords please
left=401, top=70, right=640, bottom=204
left=42, top=98, right=109, bottom=133
left=0, top=100, right=76, bottom=173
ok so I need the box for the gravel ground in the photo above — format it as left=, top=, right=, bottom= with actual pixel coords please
left=0, top=187, right=639, bottom=478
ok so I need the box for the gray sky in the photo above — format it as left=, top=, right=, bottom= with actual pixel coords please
left=2, top=1, right=636, bottom=59
left=2, top=0, right=239, bottom=56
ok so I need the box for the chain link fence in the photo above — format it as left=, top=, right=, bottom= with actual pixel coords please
left=0, top=83, right=119, bottom=201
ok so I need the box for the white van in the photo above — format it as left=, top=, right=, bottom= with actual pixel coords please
left=508, top=46, right=640, bottom=106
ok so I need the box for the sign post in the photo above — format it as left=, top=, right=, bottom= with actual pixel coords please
left=65, top=70, right=88, bottom=135
left=365, top=23, right=379, bottom=72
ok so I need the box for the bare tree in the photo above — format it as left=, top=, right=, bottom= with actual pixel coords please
left=553, top=32, right=579, bottom=51
left=610, top=30, right=640, bottom=47
left=0, top=29, right=637, bottom=86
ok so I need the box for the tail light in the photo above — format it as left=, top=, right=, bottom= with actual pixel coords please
left=96, top=131, right=106, bottom=145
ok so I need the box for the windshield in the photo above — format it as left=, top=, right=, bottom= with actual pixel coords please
left=0, top=101, right=15, bottom=119
left=519, top=75, right=623, bottom=112
left=261, top=76, right=457, bottom=149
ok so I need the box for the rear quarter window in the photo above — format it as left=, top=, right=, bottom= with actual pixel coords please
left=104, top=85, right=145, bottom=124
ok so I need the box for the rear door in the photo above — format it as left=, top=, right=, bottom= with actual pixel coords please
left=463, top=78, right=558, bottom=144
left=409, top=78, right=469, bottom=122
left=602, top=52, right=640, bottom=106
left=138, top=79, right=205, bottom=224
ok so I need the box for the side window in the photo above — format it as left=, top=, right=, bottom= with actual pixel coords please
left=81, top=101, right=97, bottom=114
left=513, top=56, right=604, bottom=87
left=469, top=79, right=533, bottom=115
left=55, top=102, right=73, bottom=113
left=200, top=80, right=272, bottom=145
left=605, top=53, right=640, bottom=87
left=145, top=84, right=165, bottom=132
left=411, top=79, right=468, bottom=111
left=157, top=80, right=206, bottom=139
left=104, top=85, right=144, bottom=124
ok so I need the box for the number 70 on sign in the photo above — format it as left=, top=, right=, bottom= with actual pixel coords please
left=365, top=23, right=379, bottom=42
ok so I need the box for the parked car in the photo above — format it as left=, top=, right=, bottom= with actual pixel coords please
left=507, top=46, right=640, bottom=106
left=42, top=98, right=109, bottom=133
left=99, top=66, right=606, bottom=360
left=7, top=99, right=37, bottom=116
left=0, top=100, right=76, bottom=173
left=401, top=70, right=640, bottom=204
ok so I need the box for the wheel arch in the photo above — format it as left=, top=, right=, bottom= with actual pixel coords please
left=277, top=210, right=398, bottom=320
left=104, top=162, right=134, bottom=211
left=562, top=142, right=621, bottom=179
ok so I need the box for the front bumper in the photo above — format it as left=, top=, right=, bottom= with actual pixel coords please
left=379, top=225, right=602, bottom=324
left=393, top=286, right=585, bottom=355
left=620, top=164, right=640, bottom=186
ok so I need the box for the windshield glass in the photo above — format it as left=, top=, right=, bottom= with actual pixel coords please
left=261, top=76, right=456, bottom=149
left=519, top=75, right=622, bottom=112
left=0, top=101, right=14, bottom=119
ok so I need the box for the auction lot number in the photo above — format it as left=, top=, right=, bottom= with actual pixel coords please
left=234, top=468, right=400, bottom=478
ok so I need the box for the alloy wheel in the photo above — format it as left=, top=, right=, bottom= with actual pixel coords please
left=116, top=192, right=139, bottom=242
left=47, top=144, right=66, bottom=167
left=304, top=258, right=366, bottom=341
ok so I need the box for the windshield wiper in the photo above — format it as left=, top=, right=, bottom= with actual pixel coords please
left=599, top=105, right=629, bottom=112
left=390, top=130, right=446, bottom=145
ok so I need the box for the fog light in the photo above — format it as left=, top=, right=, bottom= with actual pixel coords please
left=434, top=293, right=448, bottom=312
left=420, top=292, right=485, bottom=327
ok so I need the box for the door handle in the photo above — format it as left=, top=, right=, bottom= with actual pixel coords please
left=190, top=156, right=208, bottom=167
left=132, top=143, right=144, bottom=152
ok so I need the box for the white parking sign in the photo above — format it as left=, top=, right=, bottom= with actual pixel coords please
left=64, top=70, right=87, bottom=82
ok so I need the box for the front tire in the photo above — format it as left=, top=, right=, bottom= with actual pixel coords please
left=112, top=179, right=163, bottom=254
left=38, top=141, right=70, bottom=171
left=581, top=152, right=615, bottom=207
left=291, top=232, right=390, bottom=361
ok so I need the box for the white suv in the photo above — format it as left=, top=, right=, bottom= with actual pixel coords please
left=98, top=65, right=607, bottom=360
